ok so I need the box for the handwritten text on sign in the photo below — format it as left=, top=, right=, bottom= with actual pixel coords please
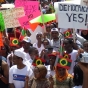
left=0, top=7, right=25, bottom=28
left=15, top=1, right=40, bottom=20
left=18, top=16, right=30, bottom=29
left=58, top=4, right=88, bottom=29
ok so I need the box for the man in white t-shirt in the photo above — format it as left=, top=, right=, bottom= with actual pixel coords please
left=50, top=28, right=60, bottom=52
left=9, top=49, right=33, bottom=88
left=63, top=38, right=78, bottom=74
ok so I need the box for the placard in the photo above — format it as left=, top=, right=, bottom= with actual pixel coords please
left=58, top=4, right=88, bottom=29
left=18, top=16, right=30, bottom=29
left=15, top=1, right=40, bottom=20
left=0, top=13, right=5, bottom=31
left=0, top=7, right=25, bottom=28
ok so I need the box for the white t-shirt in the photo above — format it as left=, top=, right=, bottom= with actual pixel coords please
left=9, top=65, right=33, bottom=88
left=68, top=50, right=78, bottom=74
left=73, top=86, right=82, bottom=88
left=50, top=39, right=60, bottom=52
left=33, top=43, right=44, bottom=54
left=46, top=65, right=55, bottom=78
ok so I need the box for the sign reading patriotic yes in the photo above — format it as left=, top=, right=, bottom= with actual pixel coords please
left=58, top=4, right=88, bottom=29
left=0, top=7, right=25, bottom=28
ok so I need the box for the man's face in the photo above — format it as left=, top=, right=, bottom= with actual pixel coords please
left=51, top=31, right=59, bottom=39
left=22, top=41, right=31, bottom=50
left=13, top=55, right=21, bottom=65
left=63, top=40, right=71, bottom=51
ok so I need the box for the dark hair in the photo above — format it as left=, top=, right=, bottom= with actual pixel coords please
left=64, top=38, right=74, bottom=44
left=28, top=47, right=38, bottom=54
left=73, top=65, right=83, bottom=86
left=83, top=40, right=88, bottom=45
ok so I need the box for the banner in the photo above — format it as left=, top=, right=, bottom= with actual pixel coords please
left=0, top=7, right=25, bottom=28
left=15, top=1, right=40, bottom=20
left=18, top=16, right=30, bottom=29
left=58, top=4, right=88, bottom=29
left=0, top=13, right=5, bottom=31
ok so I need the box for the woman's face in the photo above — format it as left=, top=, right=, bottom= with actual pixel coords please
left=36, top=34, right=42, bottom=41
left=82, top=30, right=88, bottom=35
left=58, top=67, right=66, bottom=76
left=43, top=40, right=49, bottom=48
left=83, top=42, right=88, bottom=52
left=33, top=68, right=40, bottom=79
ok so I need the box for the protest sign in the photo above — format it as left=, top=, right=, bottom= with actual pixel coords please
left=58, top=4, right=88, bottom=29
left=18, top=16, right=30, bottom=29
left=0, top=13, right=5, bottom=31
left=0, top=7, right=25, bottom=28
left=15, top=1, right=40, bottom=20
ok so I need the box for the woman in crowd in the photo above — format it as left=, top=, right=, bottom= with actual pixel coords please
left=25, top=65, right=52, bottom=88
left=49, top=66, right=74, bottom=88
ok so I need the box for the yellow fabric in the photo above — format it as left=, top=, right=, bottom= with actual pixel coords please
left=55, top=66, right=73, bottom=82
left=0, top=0, right=5, bottom=3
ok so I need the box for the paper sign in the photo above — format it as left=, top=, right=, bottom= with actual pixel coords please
left=0, top=33, right=3, bottom=46
left=58, top=4, right=88, bottom=29
left=0, top=13, right=5, bottom=31
left=18, top=16, right=30, bottom=29
left=15, top=1, right=40, bottom=20
left=0, top=7, right=25, bottom=28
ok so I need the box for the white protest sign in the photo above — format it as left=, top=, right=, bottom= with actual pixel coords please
left=58, top=4, right=88, bottom=29
left=0, top=7, right=25, bottom=28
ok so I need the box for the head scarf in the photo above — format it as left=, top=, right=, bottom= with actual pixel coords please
left=55, top=66, right=73, bottom=82
left=35, top=65, right=47, bottom=80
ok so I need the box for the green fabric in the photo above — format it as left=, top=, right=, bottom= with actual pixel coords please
left=58, top=58, right=71, bottom=67
left=21, top=29, right=26, bottom=36
left=30, top=13, right=55, bottom=23
left=0, top=13, right=5, bottom=31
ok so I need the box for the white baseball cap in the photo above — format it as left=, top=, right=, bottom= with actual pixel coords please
left=14, top=49, right=27, bottom=61
left=51, top=28, right=59, bottom=32
left=23, top=36, right=31, bottom=43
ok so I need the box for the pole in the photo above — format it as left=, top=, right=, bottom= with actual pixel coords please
left=38, top=0, right=46, bottom=33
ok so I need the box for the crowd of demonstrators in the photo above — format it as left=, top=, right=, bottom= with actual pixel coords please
left=0, top=24, right=87, bottom=88
left=0, top=1, right=88, bottom=88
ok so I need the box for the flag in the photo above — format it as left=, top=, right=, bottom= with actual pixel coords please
left=19, top=28, right=27, bottom=41
left=57, top=55, right=72, bottom=69
left=32, top=57, right=45, bottom=66
left=10, top=37, right=19, bottom=46
left=58, top=45, right=64, bottom=55
left=63, top=53, right=71, bottom=59
left=63, top=29, right=72, bottom=38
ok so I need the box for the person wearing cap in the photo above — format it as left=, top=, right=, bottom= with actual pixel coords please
left=9, top=49, right=33, bottom=88
left=19, top=36, right=32, bottom=61
left=33, top=32, right=44, bottom=55
left=50, top=28, right=60, bottom=52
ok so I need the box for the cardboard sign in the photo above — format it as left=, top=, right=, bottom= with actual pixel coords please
left=58, top=4, right=88, bottom=29
left=0, top=13, right=5, bottom=31
left=15, top=1, right=40, bottom=20
left=18, top=16, right=30, bottom=29
left=0, top=7, right=25, bottom=28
